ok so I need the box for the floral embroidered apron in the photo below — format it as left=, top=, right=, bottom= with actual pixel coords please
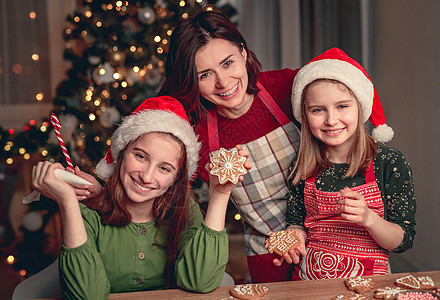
left=207, top=82, right=300, bottom=282
left=292, top=161, right=389, bottom=280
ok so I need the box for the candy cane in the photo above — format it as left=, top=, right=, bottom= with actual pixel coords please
left=50, top=113, right=74, bottom=171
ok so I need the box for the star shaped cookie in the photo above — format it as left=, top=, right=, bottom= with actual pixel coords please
left=209, top=147, right=247, bottom=184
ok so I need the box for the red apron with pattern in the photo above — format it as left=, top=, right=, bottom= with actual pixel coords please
left=207, top=82, right=300, bottom=283
left=292, top=161, right=389, bottom=280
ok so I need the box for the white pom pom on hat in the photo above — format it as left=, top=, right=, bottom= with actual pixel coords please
left=96, top=96, right=200, bottom=180
left=292, top=47, right=394, bottom=143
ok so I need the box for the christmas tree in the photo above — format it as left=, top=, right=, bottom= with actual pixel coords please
left=2, top=0, right=237, bottom=279
left=1, top=0, right=237, bottom=175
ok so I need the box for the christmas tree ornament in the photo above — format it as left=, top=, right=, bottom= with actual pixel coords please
left=108, top=50, right=126, bottom=67
left=138, top=6, right=156, bottom=25
left=99, top=106, right=121, bottom=128
left=88, top=55, right=101, bottom=65
left=92, top=62, right=115, bottom=84
left=125, top=68, right=142, bottom=86
left=144, top=67, right=163, bottom=86
left=22, top=211, right=43, bottom=232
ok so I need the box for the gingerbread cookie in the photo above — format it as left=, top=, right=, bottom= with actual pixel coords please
left=395, top=275, right=436, bottom=290
left=267, top=230, right=300, bottom=256
left=374, top=287, right=405, bottom=300
left=230, top=284, right=268, bottom=299
left=418, top=276, right=437, bottom=290
left=345, top=276, right=375, bottom=294
left=209, top=147, right=247, bottom=184
left=332, top=292, right=368, bottom=300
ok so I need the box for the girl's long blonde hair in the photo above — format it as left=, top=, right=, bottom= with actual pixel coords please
left=290, top=79, right=377, bottom=185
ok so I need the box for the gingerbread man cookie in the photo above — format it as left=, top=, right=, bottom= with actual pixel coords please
left=267, top=230, right=300, bottom=256
left=209, top=147, right=247, bottom=184
left=230, top=284, right=269, bottom=299
left=345, top=276, right=375, bottom=294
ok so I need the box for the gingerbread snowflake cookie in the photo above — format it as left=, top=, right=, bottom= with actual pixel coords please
left=230, top=284, right=268, bottom=299
left=267, top=230, right=300, bottom=256
left=345, top=276, right=375, bottom=294
left=374, top=287, right=405, bottom=300
left=395, top=275, right=436, bottom=290
left=209, top=147, right=247, bottom=184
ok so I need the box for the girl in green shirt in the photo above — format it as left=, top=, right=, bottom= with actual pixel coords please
left=31, top=96, right=250, bottom=299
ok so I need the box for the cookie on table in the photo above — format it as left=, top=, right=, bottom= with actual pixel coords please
left=374, top=287, right=405, bottom=300
left=417, top=276, right=437, bottom=290
left=209, top=147, right=247, bottom=184
left=395, top=275, right=436, bottom=290
left=345, top=276, right=375, bottom=294
left=267, top=230, right=300, bottom=256
left=332, top=292, right=368, bottom=300
left=230, top=284, right=269, bottom=299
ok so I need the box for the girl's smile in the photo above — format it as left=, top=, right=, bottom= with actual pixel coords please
left=305, top=80, right=359, bottom=162
left=120, top=132, right=181, bottom=214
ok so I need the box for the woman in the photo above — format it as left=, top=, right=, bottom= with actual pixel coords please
left=32, top=96, right=250, bottom=299
left=158, top=9, right=301, bottom=283
left=76, top=9, right=301, bottom=283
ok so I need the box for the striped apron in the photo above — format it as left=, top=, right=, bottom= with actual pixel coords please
left=292, top=161, right=389, bottom=280
left=207, top=82, right=300, bottom=282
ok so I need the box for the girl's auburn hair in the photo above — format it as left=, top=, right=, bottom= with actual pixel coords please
left=290, top=79, right=377, bottom=184
left=84, top=133, right=194, bottom=288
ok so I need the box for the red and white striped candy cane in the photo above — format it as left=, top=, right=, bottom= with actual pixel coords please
left=50, top=113, right=74, bottom=171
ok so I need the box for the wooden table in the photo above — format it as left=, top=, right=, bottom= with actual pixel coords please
left=38, top=270, right=440, bottom=300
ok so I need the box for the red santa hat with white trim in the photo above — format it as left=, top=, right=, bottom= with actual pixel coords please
left=292, top=47, right=394, bottom=143
left=96, top=96, right=200, bottom=180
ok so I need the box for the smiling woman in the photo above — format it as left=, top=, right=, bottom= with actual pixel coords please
left=195, top=39, right=253, bottom=119
left=30, top=96, right=251, bottom=300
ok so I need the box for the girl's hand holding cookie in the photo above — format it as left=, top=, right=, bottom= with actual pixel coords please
left=337, top=187, right=373, bottom=227
left=207, top=145, right=252, bottom=195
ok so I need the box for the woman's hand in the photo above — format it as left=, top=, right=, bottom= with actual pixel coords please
left=71, top=166, right=102, bottom=200
left=32, top=161, right=76, bottom=206
left=337, top=187, right=373, bottom=227
left=266, top=226, right=308, bottom=266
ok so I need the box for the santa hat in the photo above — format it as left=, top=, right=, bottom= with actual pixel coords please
left=96, top=96, right=200, bottom=180
left=292, top=47, right=394, bottom=143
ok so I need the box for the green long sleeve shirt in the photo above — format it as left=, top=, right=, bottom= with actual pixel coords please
left=286, top=143, right=416, bottom=253
left=59, top=201, right=228, bottom=300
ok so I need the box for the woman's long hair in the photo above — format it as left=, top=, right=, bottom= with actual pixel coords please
left=159, top=9, right=262, bottom=125
left=84, top=133, right=193, bottom=288
left=291, top=79, right=377, bottom=184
